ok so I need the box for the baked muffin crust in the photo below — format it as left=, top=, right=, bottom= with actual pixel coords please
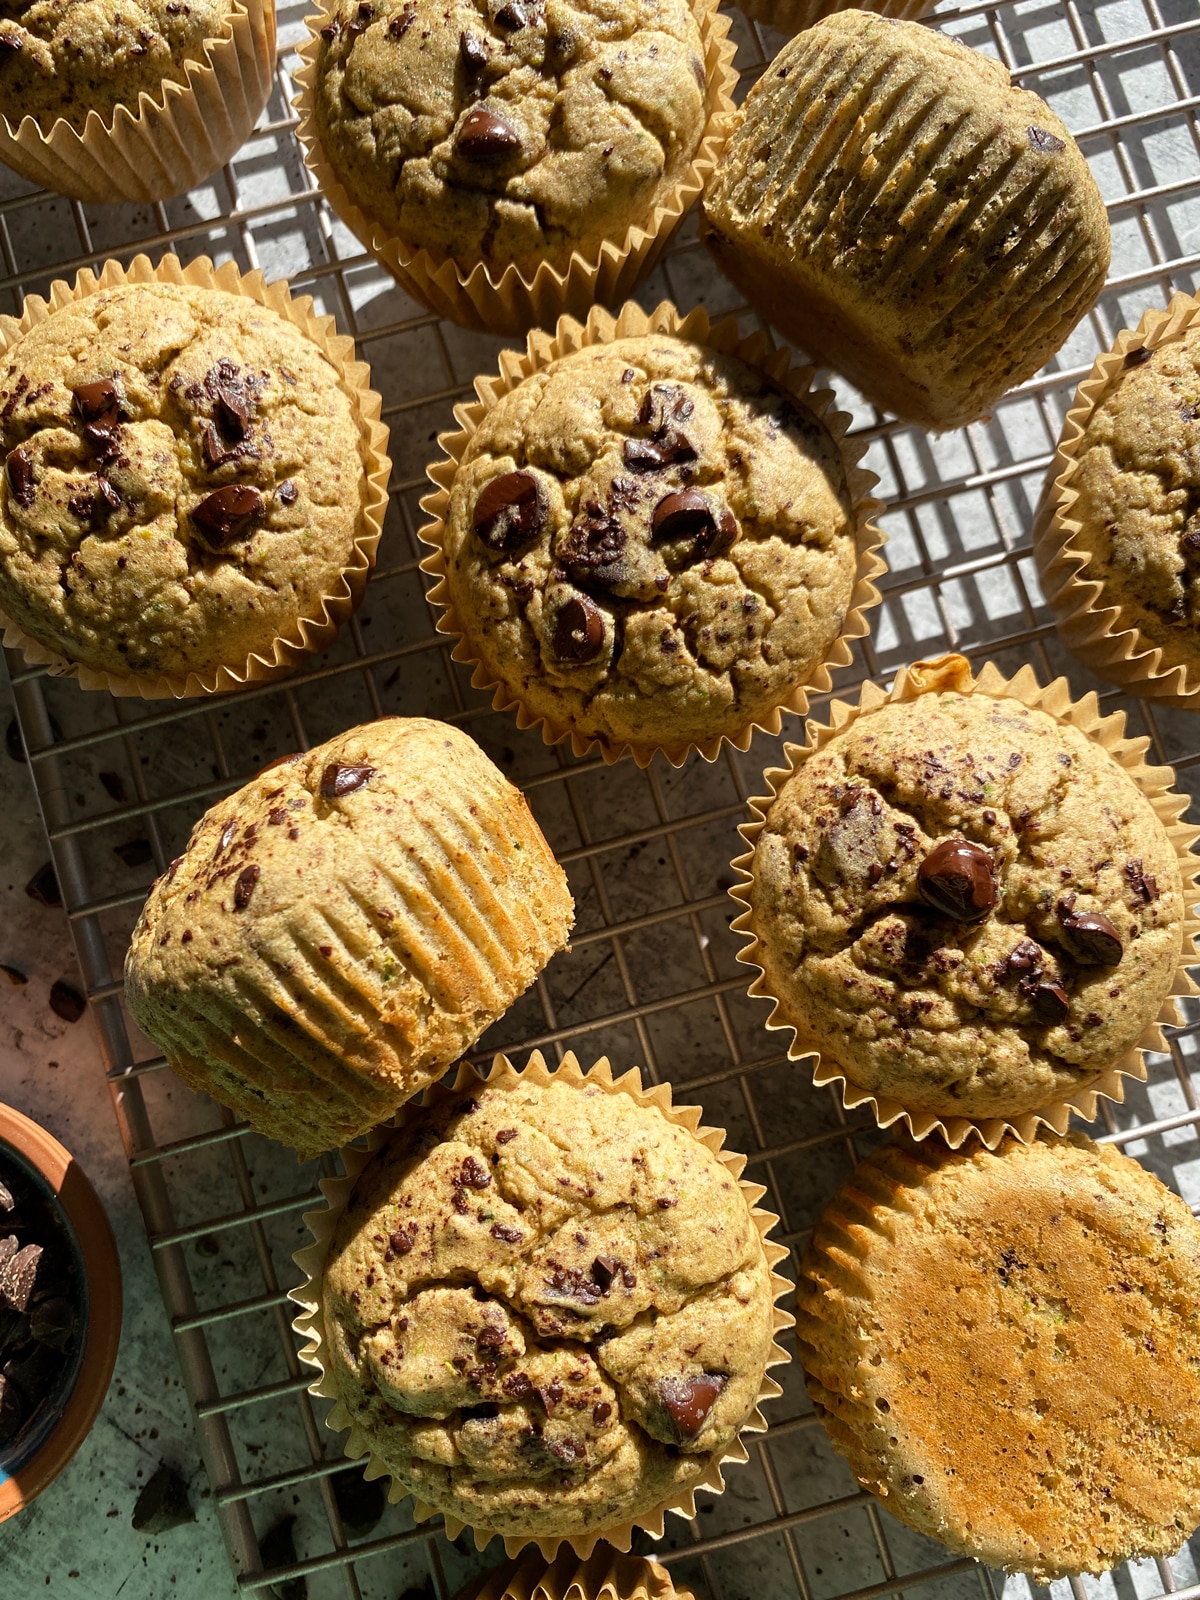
left=441, top=333, right=859, bottom=759
left=798, top=1134, right=1200, bottom=1580
left=311, top=0, right=707, bottom=274
left=745, top=688, right=1184, bottom=1119
left=321, top=1071, right=778, bottom=1538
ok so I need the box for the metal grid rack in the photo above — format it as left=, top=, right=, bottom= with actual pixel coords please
left=3, top=0, right=1200, bottom=1595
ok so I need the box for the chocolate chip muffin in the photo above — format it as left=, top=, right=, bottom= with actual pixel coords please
left=0, top=0, right=234, bottom=127
left=315, top=1062, right=781, bottom=1541
left=308, top=0, right=708, bottom=275
left=124, top=719, right=574, bottom=1157
left=0, top=280, right=373, bottom=688
left=739, top=674, right=1186, bottom=1122
left=701, top=12, right=1110, bottom=430
left=799, top=1132, right=1200, bottom=1580
left=435, top=332, right=866, bottom=762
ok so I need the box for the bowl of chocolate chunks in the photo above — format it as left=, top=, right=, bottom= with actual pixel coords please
left=0, top=1100, right=121, bottom=1519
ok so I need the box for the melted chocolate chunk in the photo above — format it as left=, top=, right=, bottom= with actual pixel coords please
left=207, top=361, right=252, bottom=438
left=320, top=762, right=376, bottom=798
left=917, top=839, right=996, bottom=922
left=459, top=28, right=488, bottom=68
left=233, top=863, right=261, bottom=910
left=192, top=484, right=264, bottom=545
left=558, top=507, right=626, bottom=588
left=473, top=470, right=546, bottom=552
left=71, top=379, right=122, bottom=456
left=651, top=489, right=738, bottom=561
left=456, top=106, right=521, bottom=160
left=1056, top=901, right=1123, bottom=964
left=4, top=446, right=34, bottom=507
left=656, top=1373, right=728, bottom=1440
left=553, top=594, right=605, bottom=662
left=1031, top=981, right=1069, bottom=1024
left=1027, top=125, right=1066, bottom=154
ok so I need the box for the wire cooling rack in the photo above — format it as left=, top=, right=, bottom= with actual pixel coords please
left=3, top=0, right=1200, bottom=1595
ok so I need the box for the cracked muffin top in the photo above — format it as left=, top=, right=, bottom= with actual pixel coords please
left=1067, top=327, right=1200, bottom=678
left=439, top=333, right=860, bottom=760
left=320, top=1069, right=778, bottom=1539
left=0, top=282, right=367, bottom=683
left=744, top=687, right=1185, bottom=1121
left=0, top=0, right=232, bottom=127
left=310, top=0, right=707, bottom=274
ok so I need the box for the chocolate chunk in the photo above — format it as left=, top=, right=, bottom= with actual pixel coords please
left=460, top=1155, right=491, bottom=1189
left=132, top=1464, right=195, bottom=1534
left=491, top=1222, right=523, bottom=1243
left=655, top=1373, right=728, bottom=1440
left=592, top=1400, right=612, bottom=1425
left=114, top=838, right=152, bottom=867
left=537, top=1377, right=564, bottom=1415
left=1057, top=901, right=1123, bottom=964
left=651, top=489, right=737, bottom=561
left=1031, top=981, right=1069, bottom=1025
left=72, top=379, right=122, bottom=455
left=473, top=470, right=546, bottom=552
left=1124, top=346, right=1154, bottom=368
left=812, top=791, right=885, bottom=890
left=558, top=508, right=627, bottom=589
left=277, top=479, right=299, bottom=506
left=553, top=595, right=605, bottom=663
left=496, top=1128, right=517, bottom=1143
left=192, top=484, right=264, bottom=545
left=917, top=838, right=996, bottom=922
left=388, top=1225, right=415, bottom=1255
left=1004, top=937, right=1042, bottom=976
left=26, top=861, right=61, bottom=907
left=320, top=762, right=376, bottom=798
left=349, top=0, right=374, bottom=28
left=590, top=1255, right=620, bottom=1291
left=233, top=863, right=261, bottom=910
left=331, top=1468, right=386, bottom=1535
left=320, top=15, right=342, bottom=39
left=1124, top=858, right=1159, bottom=904
left=460, top=28, right=488, bottom=68
left=201, top=424, right=250, bottom=471
left=75, top=475, right=123, bottom=524
left=49, top=979, right=86, bottom=1023
left=0, top=1183, right=12, bottom=1212
left=210, top=369, right=251, bottom=438
left=4, top=446, right=34, bottom=507
left=638, top=384, right=694, bottom=430
left=0, top=1240, right=42, bottom=1312
left=386, top=1, right=415, bottom=35
left=494, top=0, right=540, bottom=25
left=1028, top=125, right=1066, bottom=154
left=456, top=106, right=521, bottom=160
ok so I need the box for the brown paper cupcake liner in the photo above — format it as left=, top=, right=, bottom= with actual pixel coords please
left=290, top=0, right=737, bottom=337
left=0, top=251, right=392, bottom=699
left=0, top=0, right=276, bottom=203
left=1033, top=291, right=1200, bottom=709
left=728, top=652, right=1200, bottom=1149
left=290, top=1049, right=794, bottom=1560
left=454, top=1549, right=695, bottom=1600
left=731, top=0, right=934, bottom=40
left=417, top=297, right=887, bottom=768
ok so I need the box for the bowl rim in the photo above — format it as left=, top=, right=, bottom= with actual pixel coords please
left=0, top=1099, right=122, bottom=1521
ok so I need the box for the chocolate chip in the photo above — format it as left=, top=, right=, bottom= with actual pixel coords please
left=1057, top=902, right=1123, bottom=964
left=233, top=864, right=260, bottom=910
left=496, top=1128, right=517, bottom=1144
left=456, top=106, right=521, bottom=160
left=388, top=1225, right=415, bottom=1255
left=49, top=979, right=86, bottom=1023
left=1124, top=346, right=1154, bottom=368
left=472, top=470, right=546, bottom=552
left=916, top=838, right=996, bottom=922
left=192, top=484, right=264, bottom=546
left=490, top=1222, right=523, bottom=1243
left=1028, top=125, right=1066, bottom=153
left=651, top=489, right=738, bottom=561
left=1031, top=981, right=1069, bottom=1024
left=25, top=862, right=61, bottom=907
left=277, top=479, right=298, bottom=505
left=4, top=446, right=34, bottom=507
left=655, top=1373, right=728, bottom=1440
left=553, top=595, right=605, bottom=663
left=320, top=762, right=376, bottom=798
left=460, top=28, right=488, bottom=68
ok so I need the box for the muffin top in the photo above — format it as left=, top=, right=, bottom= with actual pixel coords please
left=125, top=718, right=573, bottom=1156
left=310, top=0, right=707, bottom=274
left=0, top=0, right=232, bottom=127
left=798, top=1133, right=1200, bottom=1581
left=745, top=686, right=1185, bottom=1120
left=1069, top=327, right=1200, bottom=674
left=321, top=1069, right=777, bottom=1538
left=0, top=282, right=366, bottom=683
left=441, top=334, right=860, bottom=759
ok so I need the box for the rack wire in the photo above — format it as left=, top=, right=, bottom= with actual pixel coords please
left=3, top=0, right=1200, bottom=1595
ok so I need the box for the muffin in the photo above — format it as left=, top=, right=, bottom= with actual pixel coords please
left=733, top=0, right=934, bottom=38
left=124, top=720, right=574, bottom=1157
left=426, top=324, right=879, bottom=764
left=1035, top=293, right=1200, bottom=705
left=456, top=1549, right=693, bottom=1600
left=0, top=0, right=275, bottom=201
left=297, top=1055, right=787, bottom=1546
left=798, top=1132, right=1200, bottom=1580
left=736, top=664, right=1188, bottom=1127
left=700, top=12, right=1111, bottom=431
left=0, top=274, right=382, bottom=694
left=310, top=0, right=706, bottom=276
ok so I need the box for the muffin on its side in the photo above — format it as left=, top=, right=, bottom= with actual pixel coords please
left=701, top=12, right=1110, bottom=430
left=124, top=720, right=574, bottom=1157
left=799, top=1133, right=1200, bottom=1580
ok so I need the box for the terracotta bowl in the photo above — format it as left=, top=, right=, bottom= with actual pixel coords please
left=0, top=1101, right=122, bottom=1520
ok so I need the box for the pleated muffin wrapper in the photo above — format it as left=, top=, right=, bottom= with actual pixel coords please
left=0, top=250, right=392, bottom=699
left=0, top=0, right=276, bottom=203
left=289, top=1049, right=794, bottom=1560
left=1033, top=291, right=1200, bottom=709
left=731, top=0, right=934, bottom=41
left=290, top=0, right=737, bottom=337
left=728, top=652, right=1200, bottom=1150
left=454, top=1549, right=695, bottom=1600
left=418, top=297, right=886, bottom=768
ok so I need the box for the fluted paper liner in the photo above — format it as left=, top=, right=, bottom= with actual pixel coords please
left=0, top=251, right=392, bottom=699
left=289, top=1049, right=794, bottom=1559
left=728, top=652, right=1200, bottom=1149
left=453, top=1549, right=695, bottom=1600
left=732, top=0, right=934, bottom=40
left=1033, top=292, right=1200, bottom=709
left=0, top=0, right=275, bottom=203
left=290, top=0, right=737, bottom=337
left=418, top=298, right=886, bottom=768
